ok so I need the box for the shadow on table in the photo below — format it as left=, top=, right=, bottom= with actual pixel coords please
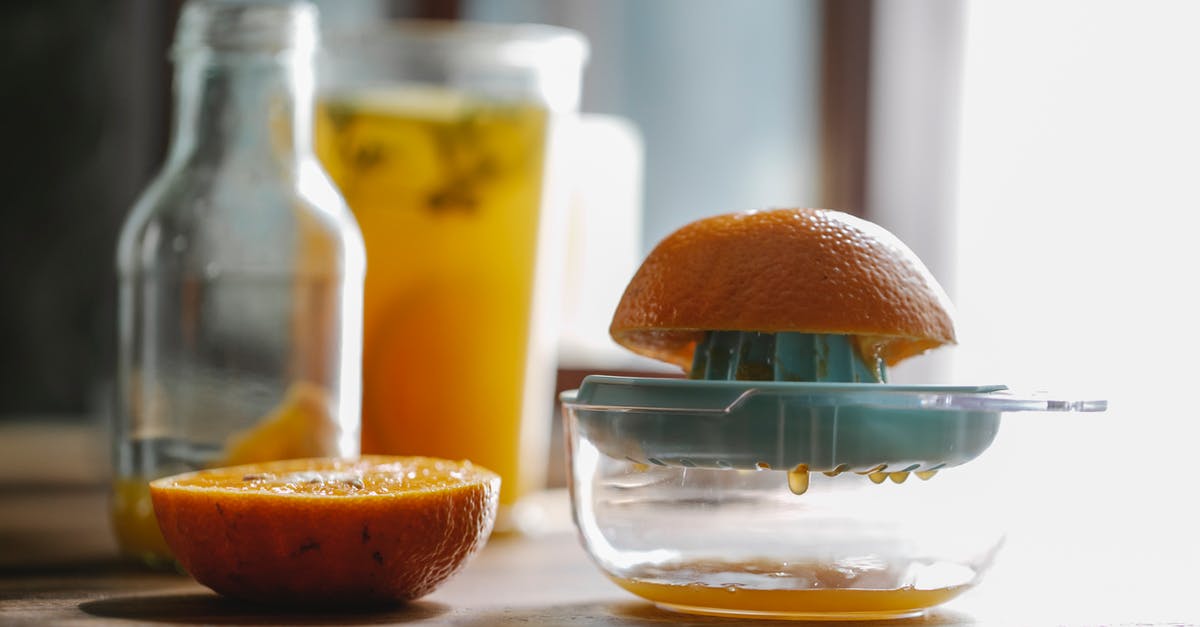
left=446, top=601, right=977, bottom=626
left=79, top=592, right=449, bottom=625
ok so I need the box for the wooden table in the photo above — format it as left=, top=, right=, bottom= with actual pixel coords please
left=2, top=419, right=1198, bottom=626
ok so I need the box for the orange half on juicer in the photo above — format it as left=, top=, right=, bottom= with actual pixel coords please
left=561, top=208, right=1105, bottom=621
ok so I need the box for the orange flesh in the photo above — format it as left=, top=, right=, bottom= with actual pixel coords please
left=315, top=90, right=550, bottom=507
left=170, top=457, right=488, bottom=496
left=150, top=456, right=500, bottom=605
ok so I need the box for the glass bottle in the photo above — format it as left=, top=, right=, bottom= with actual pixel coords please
left=112, top=0, right=364, bottom=566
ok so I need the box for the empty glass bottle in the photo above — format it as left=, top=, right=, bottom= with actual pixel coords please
left=112, top=0, right=364, bottom=566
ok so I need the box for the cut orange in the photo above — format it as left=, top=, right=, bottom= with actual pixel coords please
left=150, top=456, right=499, bottom=606
left=610, top=208, right=956, bottom=370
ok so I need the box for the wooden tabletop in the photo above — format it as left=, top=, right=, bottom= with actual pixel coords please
left=2, top=419, right=1198, bottom=626
left=3, top=488, right=973, bottom=626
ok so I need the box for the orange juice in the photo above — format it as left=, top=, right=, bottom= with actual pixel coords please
left=609, top=559, right=976, bottom=620
left=111, top=477, right=174, bottom=566
left=315, top=90, right=551, bottom=508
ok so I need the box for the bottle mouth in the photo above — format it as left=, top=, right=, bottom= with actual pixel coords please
left=172, top=0, right=318, bottom=58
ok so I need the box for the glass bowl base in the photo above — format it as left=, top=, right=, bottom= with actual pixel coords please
left=655, top=602, right=927, bottom=622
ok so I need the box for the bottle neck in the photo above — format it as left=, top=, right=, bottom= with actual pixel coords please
left=166, top=50, right=315, bottom=170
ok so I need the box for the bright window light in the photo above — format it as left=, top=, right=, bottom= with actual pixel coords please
left=954, top=0, right=1199, bottom=613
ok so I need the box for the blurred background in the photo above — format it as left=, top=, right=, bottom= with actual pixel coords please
left=9, top=0, right=1199, bottom=408
left=2, top=0, right=1199, bottom=617
left=0, top=0, right=936, bottom=418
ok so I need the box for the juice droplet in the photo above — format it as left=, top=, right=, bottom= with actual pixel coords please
left=916, top=470, right=938, bottom=481
left=856, top=464, right=887, bottom=476
left=755, top=461, right=772, bottom=471
left=868, top=471, right=888, bottom=484
left=889, top=471, right=910, bottom=484
left=787, top=465, right=810, bottom=495
left=823, top=463, right=848, bottom=477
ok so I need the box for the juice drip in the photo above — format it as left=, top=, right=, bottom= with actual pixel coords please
left=786, top=465, right=809, bottom=495
left=770, top=464, right=945, bottom=496
left=823, top=464, right=849, bottom=477
left=609, top=558, right=977, bottom=620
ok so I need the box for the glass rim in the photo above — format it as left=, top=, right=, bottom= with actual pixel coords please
left=320, top=19, right=589, bottom=65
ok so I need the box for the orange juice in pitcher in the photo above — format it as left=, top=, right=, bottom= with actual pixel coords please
left=316, top=23, right=586, bottom=525
left=315, top=90, right=551, bottom=510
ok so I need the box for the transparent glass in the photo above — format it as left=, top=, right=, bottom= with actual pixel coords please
left=112, top=0, right=364, bottom=566
left=314, top=21, right=586, bottom=532
left=562, top=402, right=1010, bottom=621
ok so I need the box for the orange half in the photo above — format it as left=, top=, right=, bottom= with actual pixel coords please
left=610, top=208, right=956, bottom=371
left=150, top=456, right=499, bottom=606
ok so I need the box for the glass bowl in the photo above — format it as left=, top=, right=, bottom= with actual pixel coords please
left=560, top=375, right=1050, bottom=621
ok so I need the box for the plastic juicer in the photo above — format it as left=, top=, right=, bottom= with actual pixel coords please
left=561, top=330, right=1106, bottom=620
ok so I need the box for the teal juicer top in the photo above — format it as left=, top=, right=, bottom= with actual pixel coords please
left=561, top=332, right=1106, bottom=490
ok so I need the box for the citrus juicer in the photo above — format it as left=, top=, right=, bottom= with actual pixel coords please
left=560, top=330, right=1107, bottom=620
left=565, top=331, right=1106, bottom=493
left=560, top=207, right=1108, bottom=620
